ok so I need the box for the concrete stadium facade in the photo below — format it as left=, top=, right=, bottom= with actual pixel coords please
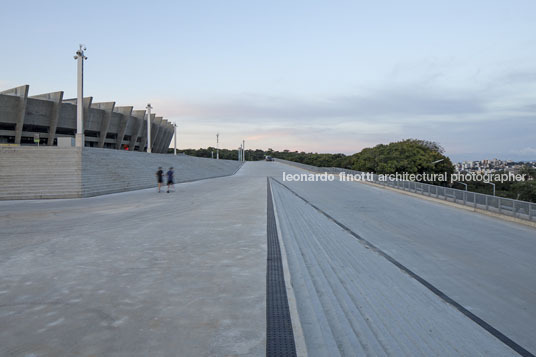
left=0, top=85, right=174, bottom=152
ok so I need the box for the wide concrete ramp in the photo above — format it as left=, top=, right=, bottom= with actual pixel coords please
left=1, top=160, right=535, bottom=356
left=0, top=163, right=269, bottom=356
left=275, top=166, right=536, bottom=355
left=271, top=178, right=517, bottom=356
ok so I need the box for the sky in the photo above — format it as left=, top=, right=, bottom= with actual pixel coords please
left=1, top=0, right=535, bottom=162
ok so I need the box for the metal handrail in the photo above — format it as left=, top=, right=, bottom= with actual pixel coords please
left=275, top=158, right=535, bottom=222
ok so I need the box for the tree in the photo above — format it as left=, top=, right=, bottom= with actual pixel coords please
left=346, top=139, right=453, bottom=181
left=510, top=181, right=536, bottom=202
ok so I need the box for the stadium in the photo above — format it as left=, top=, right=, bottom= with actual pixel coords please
left=0, top=85, right=173, bottom=152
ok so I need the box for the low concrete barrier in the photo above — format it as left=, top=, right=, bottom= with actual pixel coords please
left=0, top=146, right=242, bottom=199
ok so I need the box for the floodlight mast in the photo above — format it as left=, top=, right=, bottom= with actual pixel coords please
left=216, top=133, right=219, bottom=160
left=74, top=44, right=87, bottom=148
left=146, top=104, right=153, bottom=153
left=174, top=123, right=178, bottom=155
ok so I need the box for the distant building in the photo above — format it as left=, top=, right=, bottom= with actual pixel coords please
left=0, top=85, right=173, bottom=152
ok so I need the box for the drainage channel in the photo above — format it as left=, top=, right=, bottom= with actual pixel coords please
left=266, top=177, right=297, bottom=357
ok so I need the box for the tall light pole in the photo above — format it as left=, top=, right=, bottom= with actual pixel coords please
left=455, top=181, right=467, bottom=191
left=486, top=181, right=496, bottom=196
left=242, top=140, right=245, bottom=162
left=173, top=123, right=177, bottom=155
left=73, top=45, right=87, bottom=148
left=146, top=104, right=153, bottom=153
left=216, top=133, right=219, bottom=160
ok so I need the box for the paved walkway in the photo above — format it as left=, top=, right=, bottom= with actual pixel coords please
left=277, top=169, right=536, bottom=355
left=272, top=178, right=518, bottom=356
left=0, top=162, right=281, bottom=357
left=1, top=160, right=535, bottom=356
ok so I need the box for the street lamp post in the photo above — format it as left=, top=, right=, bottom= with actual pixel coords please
left=486, top=182, right=496, bottom=196
left=73, top=45, right=87, bottom=148
left=216, top=133, right=219, bottom=160
left=455, top=181, right=468, bottom=191
left=242, top=140, right=245, bottom=162
left=146, top=104, right=153, bottom=153
left=173, top=123, right=177, bottom=155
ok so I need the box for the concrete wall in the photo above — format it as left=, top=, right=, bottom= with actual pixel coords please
left=0, top=147, right=243, bottom=200
left=0, top=85, right=174, bottom=152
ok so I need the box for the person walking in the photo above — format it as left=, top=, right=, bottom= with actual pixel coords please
left=166, top=167, right=175, bottom=193
left=156, top=167, right=164, bottom=193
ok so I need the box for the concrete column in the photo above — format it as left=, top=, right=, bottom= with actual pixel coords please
left=140, top=114, right=154, bottom=152
left=153, top=119, right=165, bottom=153
left=29, top=91, right=64, bottom=146
left=164, top=122, right=174, bottom=153
left=163, top=123, right=174, bottom=153
left=158, top=125, right=171, bottom=153
left=114, top=106, right=133, bottom=149
left=156, top=125, right=167, bottom=153
left=129, top=110, right=145, bottom=151
left=151, top=116, right=162, bottom=152
left=146, top=104, right=153, bottom=153
left=173, top=124, right=177, bottom=155
left=63, top=97, right=93, bottom=142
left=138, top=116, right=148, bottom=152
left=158, top=122, right=171, bottom=153
left=167, top=123, right=175, bottom=153
left=74, top=46, right=87, bottom=148
left=149, top=113, right=156, bottom=152
left=93, top=102, right=115, bottom=148
left=155, top=119, right=168, bottom=153
left=1, top=85, right=29, bottom=145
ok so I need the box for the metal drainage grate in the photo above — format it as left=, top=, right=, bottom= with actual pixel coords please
left=266, top=178, right=297, bottom=357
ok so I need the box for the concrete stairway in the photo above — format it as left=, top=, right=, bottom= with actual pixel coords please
left=80, top=148, right=242, bottom=197
left=0, top=147, right=243, bottom=200
left=0, top=146, right=82, bottom=199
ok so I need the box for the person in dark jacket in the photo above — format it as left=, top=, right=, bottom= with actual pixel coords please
left=156, top=167, right=164, bottom=193
left=166, top=167, right=175, bottom=193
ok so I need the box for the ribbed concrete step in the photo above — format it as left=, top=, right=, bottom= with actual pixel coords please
left=271, top=179, right=517, bottom=357
left=0, top=147, right=242, bottom=199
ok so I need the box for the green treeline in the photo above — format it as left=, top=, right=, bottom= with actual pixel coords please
left=170, top=139, right=535, bottom=202
left=174, top=139, right=453, bottom=176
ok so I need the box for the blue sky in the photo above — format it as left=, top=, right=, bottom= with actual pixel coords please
left=1, top=0, right=535, bottom=161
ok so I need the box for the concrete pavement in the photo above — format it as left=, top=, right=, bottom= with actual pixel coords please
left=275, top=162, right=536, bottom=355
left=0, top=162, right=276, bottom=356
left=271, top=178, right=516, bottom=356
left=1, top=160, right=535, bottom=356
